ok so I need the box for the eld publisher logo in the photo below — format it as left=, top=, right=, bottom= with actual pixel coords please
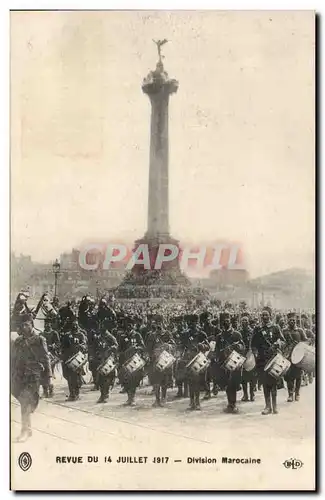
left=283, top=458, right=303, bottom=470
left=18, top=452, right=32, bottom=472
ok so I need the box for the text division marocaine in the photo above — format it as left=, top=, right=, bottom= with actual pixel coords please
left=55, top=456, right=262, bottom=465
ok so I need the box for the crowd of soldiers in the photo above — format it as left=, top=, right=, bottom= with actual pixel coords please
left=10, top=291, right=316, bottom=442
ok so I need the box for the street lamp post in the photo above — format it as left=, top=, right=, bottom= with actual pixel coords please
left=52, top=259, right=61, bottom=298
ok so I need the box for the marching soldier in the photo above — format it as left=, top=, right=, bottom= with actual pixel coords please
left=146, top=325, right=175, bottom=355
left=97, top=298, right=117, bottom=331
left=61, top=321, right=87, bottom=401
left=302, top=314, right=316, bottom=384
left=11, top=319, right=52, bottom=442
left=146, top=325, right=176, bottom=407
left=301, top=314, right=315, bottom=346
left=174, top=321, right=190, bottom=399
left=215, top=312, right=245, bottom=414
left=283, top=312, right=308, bottom=402
left=59, top=301, right=76, bottom=333
left=184, top=321, right=209, bottom=411
left=251, top=308, right=285, bottom=415
left=118, top=326, right=146, bottom=406
left=239, top=315, right=257, bottom=402
left=77, top=297, right=99, bottom=390
left=93, top=329, right=118, bottom=403
left=40, top=323, right=61, bottom=398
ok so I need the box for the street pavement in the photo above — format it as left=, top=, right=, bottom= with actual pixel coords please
left=11, top=370, right=316, bottom=491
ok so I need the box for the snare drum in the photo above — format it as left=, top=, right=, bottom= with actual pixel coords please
left=264, top=352, right=291, bottom=379
left=65, top=351, right=86, bottom=372
left=123, top=353, right=146, bottom=376
left=291, top=342, right=315, bottom=372
left=186, top=352, right=210, bottom=375
left=156, top=350, right=176, bottom=372
left=98, top=356, right=116, bottom=376
left=224, top=350, right=246, bottom=372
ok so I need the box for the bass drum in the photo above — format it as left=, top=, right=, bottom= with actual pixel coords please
left=291, top=342, right=315, bottom=372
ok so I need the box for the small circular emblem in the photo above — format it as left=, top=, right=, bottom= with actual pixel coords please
left=18, top=452, right=32, bottom=472
left=283, top=458, right=303, bottom=470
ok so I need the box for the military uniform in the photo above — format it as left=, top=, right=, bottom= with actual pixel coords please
left=93, top=330, right=118, bottom=403
left=40, top=326, right=61, bottom=397
left=87, top=328, right=100, bottom=391
left=61, top=324, right=87, bottom=401
left=174, top=324, right=190, bottom=398
left=147, top=329, right=175, bottom=407
left=283, top=320, right=307, bottom=401
left=183, top=326, right=209, bottom=411
left=118, top=329, right=146, bottom=406
left=240, top=322, right=257, bottom=402
left=59, top=303, right=76, bottom=333
left=215, top=324, right=245, bottom=413
left=251, top=318, right=285, bottom=414
left=97, top=300, right=117, bottom=332
left=11, top=324, right=51, bottom=441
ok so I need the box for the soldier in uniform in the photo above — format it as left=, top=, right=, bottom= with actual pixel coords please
left=174, top=320, right=190, bottom=399
left=283, top=312, right=308, bottom=402
left=97, top=298, right=117, bottom=332
left=93, top=329, right=118, bottom=403
left=301, top=314, right=315, bottom=345
left=146, top=325, right=176, bottom=407
left=301, top=314, right=316, bottom=384
left=11, top=319, right=52, bottom=442
left=183, top=320, right=209, bottom=411
left=251, top=308, right=285, bottom=415
left=80, top=299, right=100, bottom=391
left=59, top=301, right=76, bottom=333
left=118, top=327, right=146, bottom=406
left=61, top=321, right=87, bottom=401
left=214, top=312, right=245, bottom=414
left=239, top=315, right=257, bottom=402
left=40, top=323, right=61, bottom=398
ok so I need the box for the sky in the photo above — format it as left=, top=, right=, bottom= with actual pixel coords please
left=10, top=10, right=315, bottom=278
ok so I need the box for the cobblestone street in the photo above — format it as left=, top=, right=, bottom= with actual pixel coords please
left=11, top=372, right=316, bottom=491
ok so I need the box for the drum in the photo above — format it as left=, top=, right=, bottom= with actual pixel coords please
left=224, top=350, right=246, bottom=372
left=243, top=350, right=256, bottom=372
left=123, top=353, right=146, bottom=376
left=264, top=352, right=291, bottom=379
left=291, top=342, right=315, bottom=372
left=186, top=352, right=210, bottom=375
left=98, top=356, right=116, bottom=376
left=156, top=350, right=176, bottom=372
left=65, top=351, right=86, bottom=371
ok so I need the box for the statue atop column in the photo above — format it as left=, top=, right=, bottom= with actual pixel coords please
left=143, top=38, right=178, bottom=93
left=152, top=38, right=168, bottom=65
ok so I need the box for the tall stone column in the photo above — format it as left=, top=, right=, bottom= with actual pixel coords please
left=116, top=49, right=191, bottom=295
left=142, top=61, right=178, bottom=239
